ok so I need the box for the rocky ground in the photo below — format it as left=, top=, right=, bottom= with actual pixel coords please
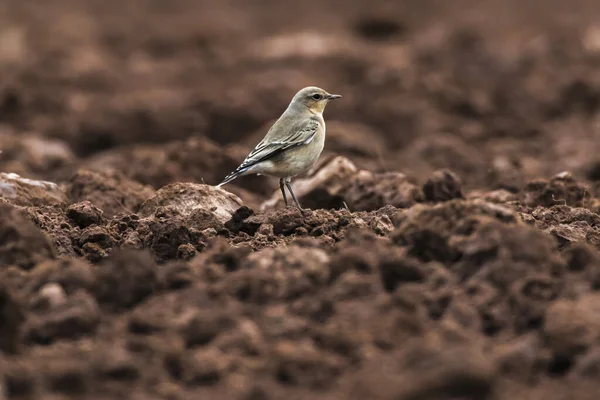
left=3, top=0, right=600, bottom=399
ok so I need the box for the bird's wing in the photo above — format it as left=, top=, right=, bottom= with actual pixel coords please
left=237, top=118, right=320, bottom=171
left=216, top=117, right=320, bottom=187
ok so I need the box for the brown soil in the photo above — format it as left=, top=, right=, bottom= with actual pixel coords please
left=3, top=0, right=600, bottom=398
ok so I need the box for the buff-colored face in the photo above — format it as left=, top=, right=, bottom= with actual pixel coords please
left=292, top=86, right=342, bottom=113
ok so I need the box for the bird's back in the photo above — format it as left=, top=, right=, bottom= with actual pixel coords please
left=259, top=104, right=312, bottom=145
left=258, top=120, right=325, bottom=178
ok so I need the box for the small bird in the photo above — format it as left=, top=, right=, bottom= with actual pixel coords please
left=216, top=86, right=341, bottom=211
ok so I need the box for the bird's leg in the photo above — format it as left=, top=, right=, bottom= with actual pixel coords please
left=285, top=178, right=303, bottom=212
left=279, top=178, right=289, bottom=207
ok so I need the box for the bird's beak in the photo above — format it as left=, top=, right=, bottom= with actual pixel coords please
left=327, top=94, right=342, bottom=100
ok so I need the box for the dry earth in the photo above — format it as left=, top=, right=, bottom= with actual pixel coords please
left=3, top=0, right=600, bottom=399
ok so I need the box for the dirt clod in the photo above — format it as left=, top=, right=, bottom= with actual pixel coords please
left=24, top=290, right=100, bottom=345
left=92, top=249, right=159, bottom=310
left=423, top=169, right=464, bottom=202
left=140, top=182, right=243, bottom=224
left=67, top=201, right=105, bottom=228
left=0, top=203, right=56, bottom=269
left=0, top=285, right=25, bottom=354
left=67, top=169, right=155, bottom=217
left=4, top=1, right=600, bottom=398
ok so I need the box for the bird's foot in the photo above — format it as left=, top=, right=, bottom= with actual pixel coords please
left=281, top=205, right=307, bottom=215
left=296, top=206, right=309, bottom=216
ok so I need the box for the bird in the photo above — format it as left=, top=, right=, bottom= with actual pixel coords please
left=216, top=86, right=341, bottom=211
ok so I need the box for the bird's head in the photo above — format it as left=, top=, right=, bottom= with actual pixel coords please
left=290, top=86, right=342, bottom=114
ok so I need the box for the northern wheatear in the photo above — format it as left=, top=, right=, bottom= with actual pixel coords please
left=216, top=86, right=341, bottom=211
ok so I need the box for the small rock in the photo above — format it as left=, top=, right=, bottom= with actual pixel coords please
left=31, top=283, right=68, bottom=311
left=66, top=201, right=104, bottom=228
left=0, top=172, right=66, bottom=207
left=139, top=182, right=242, bottom=223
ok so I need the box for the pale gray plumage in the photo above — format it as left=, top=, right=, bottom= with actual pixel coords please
left=216, top=86, right=341, bottom=211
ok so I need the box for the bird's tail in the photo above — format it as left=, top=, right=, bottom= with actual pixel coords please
left=216, top=166, right=249, bottom=188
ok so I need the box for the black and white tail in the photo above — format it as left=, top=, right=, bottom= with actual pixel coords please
left=216, top=166, right=249, bottom=188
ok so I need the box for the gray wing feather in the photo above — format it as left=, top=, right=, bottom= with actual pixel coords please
left=238, top=118, right=319, bottom=170
left=217, top=117, right=320, bottom=187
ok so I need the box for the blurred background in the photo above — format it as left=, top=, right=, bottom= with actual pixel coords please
left=2, top=0, right=600, bottom=205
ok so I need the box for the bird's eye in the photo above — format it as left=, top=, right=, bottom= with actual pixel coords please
left=311, top=94, right=323, bottom=100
